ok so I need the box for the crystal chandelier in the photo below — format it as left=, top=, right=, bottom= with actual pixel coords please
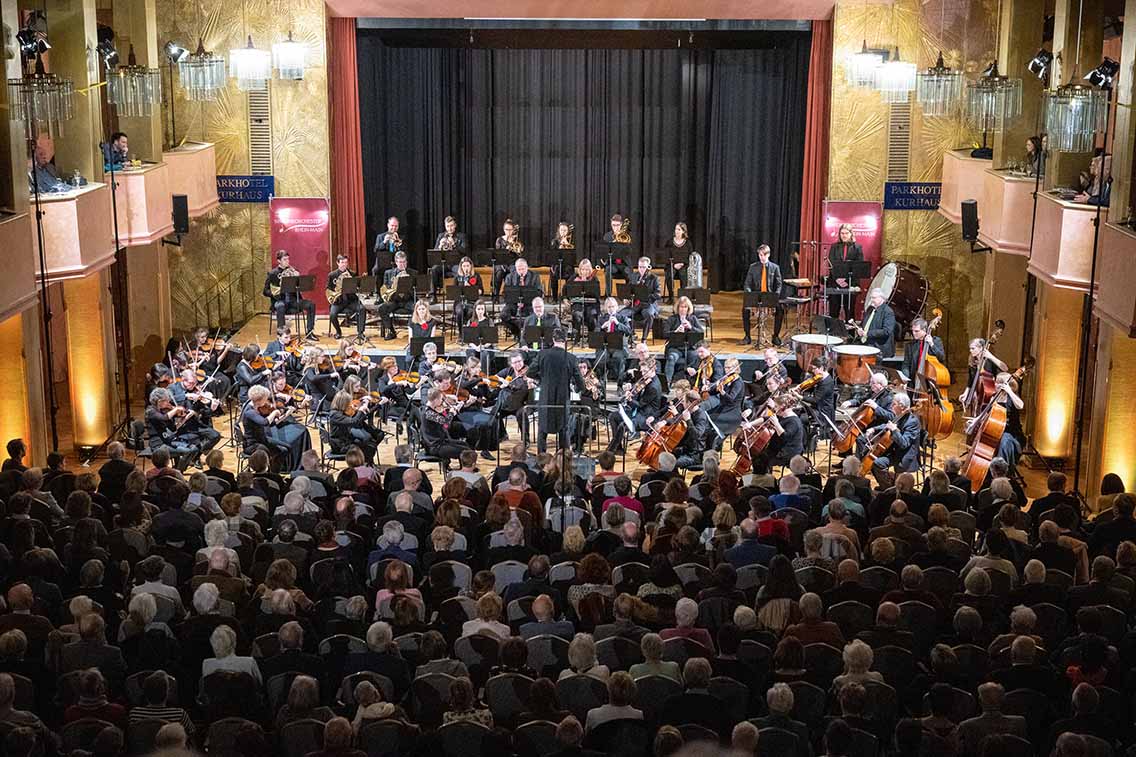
left=8, top=55, right=75, bottom=139
left=107, top=45, right=162, bottom=117
left=272, top=31, right=306, bottom=80
left=917, top=51, right=965, bottom=117
left=874, top=47, right=917, bottom=104
left=846, top=40, right=885, bottom=88
left=965, top=62, right=1023, bottom=133
left=1045, top=82, right=1107, bottom=153
left=229, top=35, right=271, bottom=91
left=178, top=38, right=226, bottom=101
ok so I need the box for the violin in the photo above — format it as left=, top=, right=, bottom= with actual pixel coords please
left=283, top=342, right=303, bottom=358
left=249, top=354, right=276, bottom=371
left=390, top=370, right=421, bottom=385
left=700, top=371, right=739, bottom=401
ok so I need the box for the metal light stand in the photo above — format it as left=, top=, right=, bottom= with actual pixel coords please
left=28, top=131, right=59, bottom=452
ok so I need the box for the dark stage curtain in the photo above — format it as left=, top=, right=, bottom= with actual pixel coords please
left=356, top=34, right=809, bottom=290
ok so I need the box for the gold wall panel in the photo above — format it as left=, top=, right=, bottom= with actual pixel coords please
left=830, top=0, right=996, bottom=373
left=156, top=0, right=329, bottom=332
left=0, top=314, right=32, bottom=454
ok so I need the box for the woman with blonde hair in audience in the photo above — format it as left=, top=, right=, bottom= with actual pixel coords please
left=629, top=633, right=682, bottom=683
left=831, top=639, right=883, bottom=693
left=558, top=633, right=610, bottom=681
left=350, top=680, right=407, bottom=733
left=461, top=592, right=509, bottom=638
left=550, top=525, right=587, bottom=565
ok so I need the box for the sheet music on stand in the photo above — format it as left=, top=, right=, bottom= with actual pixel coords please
left=522, top=325, right=555, bottom=350
left=563, top=279, right=600, bottom=305
left=409, top=336, right=445, bottom=359
left=616, top=282, right=653, bottom=305
left=341, top=275, right=375, bottom=298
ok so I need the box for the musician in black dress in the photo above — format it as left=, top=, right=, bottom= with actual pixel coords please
left=571, top=360, right=604, bottom=455
left=376, top=251, right=417, bottom=341
left=600, top=214, right=633, bottom=296
left=607, top=357, right=663, bottom=453
left=328, top=390, right=383, bottom=464
left=169, top=369, right=223, bottom=454
left=264, top=250, right=316, bottom=339
left=663, top=296, right=702, bottom=385
left=521, top=297, right=561, bottom=349
left=145, top=387, right=203, bottom=470
left=185, top=328, right=234, bottom=397
left=463, top=299, right=495, bottom=358
left=703, top=357, right=745, bottom=438
left=802, top=356, right=837, bottom=438
left=328, top=254, right=366, bottom=341
left=405, top=299, right=439, bottom=365
left=854, top=288, right=897, bottom=358
left=234, top=344, right=273, bottom=406
left=492, top=218, right=524, bottom=297
left=436, top=371, right=497, bottom=454
left=901, top=317, right=946, bottom=390
left=501, top=258, right=542, bottom=338
left=663, top=222, right=699, bottom=297
left=742, top=244, right=785, bottom=346
left=991, top=372, right=1025, bottom=471
left=300, top=352, right=341, bottom=412
left=753, top=403, right=805, bottom=474
left=593, top=297, right=632, bottom=388
left=528, top=329, right=586, bottom=453
left=432, top=215, right=468, bottom=292
left=451, top=257, right=483, bottom=327
left=827, top=223, right=863, bottom=320
left=672, top=391, right=711, bottom=470
left=241, top=385, right=312, bottom=471
left=619, top=257, right=661, bottom=343
left=862, top=392, right=921, bottom=487
left=959, top=338, right=1008, bottom=408
left=376, top=356, right=415, bottom=413
left=423, top=389, right=473, bottom=464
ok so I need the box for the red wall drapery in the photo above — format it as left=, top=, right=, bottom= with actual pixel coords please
left=799, top=18, right=832, bottom=282
left=328, top=17, right=368, bottom=272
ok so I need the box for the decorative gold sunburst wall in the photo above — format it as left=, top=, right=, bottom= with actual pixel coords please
left=156, top=0, right=328, bottom=332
left=830, top=0, right=997, bottom=372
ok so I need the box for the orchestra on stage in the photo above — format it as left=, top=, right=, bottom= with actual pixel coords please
left=148, top=213, right=1030, bottom=499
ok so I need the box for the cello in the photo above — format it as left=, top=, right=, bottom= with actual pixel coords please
left=636, top=393, right=702, bottom=470
left=831, top=381, right=894, bottom=455
left=730, top=393, right=795, bottom=474
left=961, top=358, right=1033, bottom=493
left=858, top=408, right=913, bottom=478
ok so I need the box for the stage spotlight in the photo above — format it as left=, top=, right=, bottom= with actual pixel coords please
left=98, top=38, right=120, bottom=68
left=1027, top=49, right=1052, bottom=81
left=164, top=41, right=189, bottom=64
left=1085, top=57, right=1120, bottom=89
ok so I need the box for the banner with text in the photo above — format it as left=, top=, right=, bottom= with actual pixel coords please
left=269, top=197, right=332, bottom=314
left=217, top=175, right=275, bottom=203
left=884, top=181, right=943, bottom=211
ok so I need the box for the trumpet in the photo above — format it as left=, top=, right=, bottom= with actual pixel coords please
left=439, top=232, right=456, bottom=251
left=614, top=217, right=632, bottom=244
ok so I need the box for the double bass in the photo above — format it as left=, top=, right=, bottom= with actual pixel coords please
left=961, top=358, right=1033, bottom=493
left=911, top=308, right=954, bottom=441
left=964, top=320, right=1005, bottom=417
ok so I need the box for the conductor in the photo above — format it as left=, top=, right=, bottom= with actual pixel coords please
left=528, top=328, right=586, bottom=454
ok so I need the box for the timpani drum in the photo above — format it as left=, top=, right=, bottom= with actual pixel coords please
left=792, top=334, right=843, bottom=370
left=832, top=344, right=880, bottom=385
left=869, top=261, right=929, bottom=330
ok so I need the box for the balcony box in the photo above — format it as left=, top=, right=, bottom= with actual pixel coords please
left=112, top=161, right=174, bottom=246
left=30, top=183, right=115, bottom=281
left=0, top=212, right=37, bottom=319
left=938, top=149, right=991, bottom=225
left=162, top=141, right=220, bottom=218
left=1027, top=192, right=1098, bottom=292
left=977, top=169, right=1036, bottom=256
left=1096, top=222, right=1136, bottom=336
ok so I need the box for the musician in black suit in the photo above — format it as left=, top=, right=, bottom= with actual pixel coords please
left=703, top=357, right=745, bottom=441
left=618, top=257, right=661, bottom=342
left=802, top=356, right=837, bottom=436
left=592, top=297, right=632, bottom=388
left=827, top=223, right=863, bottom=320
left=521, top=297, right=562, bottom=348
left=742, top=244, right=784, bottom=346
left=528, top=329, right=585, bottom=453
left=493, top=352, right=533, bottom=439
left=600, top=213, right=633, bottom=296
left=501, top=258, right=543, bottom=338
left=376, top=251, right=417, bottom=340
left=862, top=392, right=922, bottom=487
left=327, top=254, right=366, bottom=341
left=685, top=341, right=722, bottom=394
left=753, top=403, right=805, bottom=474
left=901, top=317, right=946, bottom=389
left=855, top=288, right=897, bottom=358
left=430, top=215, right=468, bottom=293
left=608, top=358, right=663, bottom=453
left=145, top=387, right=203, bottom=470
left=673, top=390, right=711, bottom=470
left=841, top=372, right=895, bottom=429
left=263, top=250, right=316, bottom=339
left=372, top=216, right=405, bottom=257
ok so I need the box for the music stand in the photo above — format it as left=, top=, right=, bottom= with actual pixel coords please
left=617, top=282, right=654, bottom=305
left=744, top=291, right=781, bottom=349
left=553, top=250, right=579, bottom=298
left=504, top=284, right=543, bottom=341
left=462, top=324, right=498, bottom=346
left=446, top=284, right=482, bottom=330
left=601, top=241, right=632, bottom=296
left=340, top=276, right=377, bottom=345
left=589, top=330, right=625, bottom=391
left=665, top=330, right=701, bottom=352
left=472, top=249, right=494, bottom=267
left=410, top=336, right=445, bottom=360
left=281, top=275, right=316, bottom=336
left=522, top=325, right=554, bottom=350
left=372, top=251, right=394, bottom=276
left=563, top=280, right=601, bottom=341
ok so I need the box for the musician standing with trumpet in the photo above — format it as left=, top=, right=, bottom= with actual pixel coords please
left=327, top=254, right=366, bottom=342
left=432, top=215, right=468, bottom=292
left=373, top=216, right=405, bottom=257
left=264, top=250, right=316, bottom=340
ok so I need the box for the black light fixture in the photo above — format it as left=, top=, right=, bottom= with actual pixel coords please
left=97, top=38, right=120, bottom=68
left=163, top=40, right=189, bottom=64
left=1085, top=57, right=1120, bottom=89
left=1027, top=49, right=1053, bottom=81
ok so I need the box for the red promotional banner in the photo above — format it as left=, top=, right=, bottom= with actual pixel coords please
left=269, top=198, right=332, bottom=314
